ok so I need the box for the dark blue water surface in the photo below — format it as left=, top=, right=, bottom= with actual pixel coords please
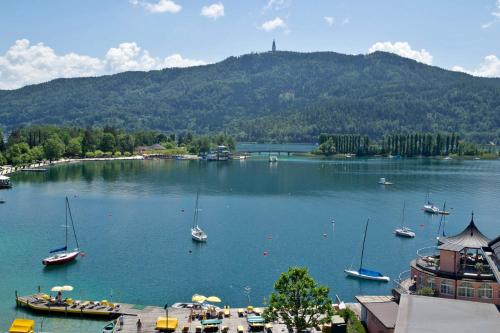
left=1, top=156, right=499, bottom=332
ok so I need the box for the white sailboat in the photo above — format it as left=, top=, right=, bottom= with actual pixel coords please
left=395, top=201, right=415, bottom=238
left=191, top=192, right=207, bottom=242
left=42, top=197, right=81, bottom=266
left=345, top=218, right=390, bottom=282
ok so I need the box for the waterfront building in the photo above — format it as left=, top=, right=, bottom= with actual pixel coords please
left=394, top=214, right=500, bottom=305
left=355, top=294, right=499, bottom=333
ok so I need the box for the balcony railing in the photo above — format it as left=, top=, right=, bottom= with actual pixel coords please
left=393, top=270, right=416, bottom=295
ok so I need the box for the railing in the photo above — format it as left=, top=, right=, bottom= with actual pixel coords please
left=393, top=270, right=414, bottom=295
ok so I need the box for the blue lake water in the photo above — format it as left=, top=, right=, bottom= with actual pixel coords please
left=1, top=156, right=499, bottom=332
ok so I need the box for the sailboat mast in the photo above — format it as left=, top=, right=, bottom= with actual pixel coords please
left=360, top=218, right=370, bottom=269
left=65, top=197, right=68, bottom=249
left=66, top=197, right=80, bottom=249
left=401, top=201, right=406, bottom=227
left=193, top=192, right=199, bottom=227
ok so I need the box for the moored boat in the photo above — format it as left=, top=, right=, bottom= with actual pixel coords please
left=191, top=192, right=207, bottom=242
left=344, top=218, right=390, bottom=282
left=269, top=155, right=278, bottom=162
left=423, top=202, right=440, bottom=214
left=42, top=197, right=81, bottom=266
left=378, top=177, right=393, bottom=185
left=0, top=175, right=12, bottom=189
left=395, top=201, right=415, bottom=238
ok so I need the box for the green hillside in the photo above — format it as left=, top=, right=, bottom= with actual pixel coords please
left=1, top=51, right=499, bottom=142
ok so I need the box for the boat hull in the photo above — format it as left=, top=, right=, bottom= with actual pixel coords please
left=344, top=269, right=390, bottom=282
left=42, top=251, right=79, bottom=266
left=395, top=229, right=415, bottom=238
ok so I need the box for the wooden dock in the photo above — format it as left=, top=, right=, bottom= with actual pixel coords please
left=16, top=294, right=289, bottom=333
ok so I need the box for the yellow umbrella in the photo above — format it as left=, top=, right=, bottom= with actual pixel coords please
left=206, top=296, right=221, bottom=303
left=61, top=285, right=74, bottom=291
left=192, top=294, right=206, bottom=303
left=51, top=286, right=63, bottom=292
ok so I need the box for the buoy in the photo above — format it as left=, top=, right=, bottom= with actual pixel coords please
left=188, top=250, right=192, bottom=254
left=267, top=235, right=272, bottom=240
left=263, top=251, right=268, bottom=256
left=323, top=233, right=327, bottom=238
left=181, top=209, right=185, bottom=212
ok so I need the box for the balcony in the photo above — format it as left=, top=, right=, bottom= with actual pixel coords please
left=414, top=246, right=495, bottom=281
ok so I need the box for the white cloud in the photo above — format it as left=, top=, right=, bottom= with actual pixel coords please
left=201, top=2, right=225, bottom=20
left=263, top=0, right=290, bottom=11
left=0, top=39, right=206, bottom=90
left=452, top=55, right=500, bottom=77
left=368, top=41, right=433, bottom=65
left=482, top=0, right=500, bottom=28
left=260, top=17, right=287, bottom=32
left=130, top=0, right=181, bottom=14
left=324, top=16, right=334, bottom=26
left=324, top=16, right=349, bottom=27
left=341, top=17, right=350, bottom=25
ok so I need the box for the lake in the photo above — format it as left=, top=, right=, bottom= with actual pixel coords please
left=1, top=156, right=499, bottom=332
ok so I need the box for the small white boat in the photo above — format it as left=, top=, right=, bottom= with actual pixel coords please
left=443, top=156, right=452, bottom=160
left=395, top=227, right=415, bottom=238
left=191, top=226, right=207, bottom=242
left=423, top=202, right=440, bottom=214
left=377, top=177, right=393, bottom=185
left=394, top=201, right=415, bottom=238
left=191, top=192, right=207, bottom=242
left=269, top=155, right=278, bottom=163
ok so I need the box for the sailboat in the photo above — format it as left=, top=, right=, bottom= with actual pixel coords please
left=191, top=192, right=207, bottom=242
left=423, top=192, right=440, bottom=214
left=395, top=201, right=415, bottom=238
left=42, top=197, right=81, bottom=266
left=344, top=219, right=390, bottom=282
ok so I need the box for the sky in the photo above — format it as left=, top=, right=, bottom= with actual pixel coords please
left=0, top=0, right=500, bottom=89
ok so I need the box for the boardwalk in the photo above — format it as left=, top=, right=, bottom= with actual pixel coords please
left=114, top=306, right=284, bottom=333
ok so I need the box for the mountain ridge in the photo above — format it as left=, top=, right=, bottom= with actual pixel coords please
left=1, top=51, right=499, bottom=142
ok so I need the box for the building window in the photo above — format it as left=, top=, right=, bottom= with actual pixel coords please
left=426, top=277, right=435, bottom=291
left=478, top=283, right=492, bottom=299
left=458, top=282, right=474, bottom=298
left=440, top=279, right=454, bottom=295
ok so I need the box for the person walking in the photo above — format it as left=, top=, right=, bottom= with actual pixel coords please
left=136, top=318, right=142, bottom=332
left=118, top=314, right=124, bottom=330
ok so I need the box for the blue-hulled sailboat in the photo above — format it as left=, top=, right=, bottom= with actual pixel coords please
left=344, top=218, right=390, bottom=282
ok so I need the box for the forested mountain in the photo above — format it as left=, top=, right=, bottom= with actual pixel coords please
left=1, top=51, right=499, bottom=142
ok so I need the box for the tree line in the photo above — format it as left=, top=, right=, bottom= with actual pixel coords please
left=0, top=125, right=236, bottom=166
left=318, top=132, right=482, bottom=157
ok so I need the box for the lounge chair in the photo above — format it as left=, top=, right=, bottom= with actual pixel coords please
left=237, top=325, right=245, bottom=333
left=182, top=325, right=189, bottom=333
left=238, top=309, right=244, bottom=317
left=222, top=326, right=229, bottom=333
left=224, top=306, right=230, bottom=318
left=265, top=323, right=273, bottom=333
left=196, top=326, right=202, bottom=333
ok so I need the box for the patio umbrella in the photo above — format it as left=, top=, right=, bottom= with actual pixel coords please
left=192, top=294, right=206, bottom=303
left=51, top=286, right=63, bottom=292
left=61, top=285, right=74, bottom=291
left=206, top=296, right=221, bottom=303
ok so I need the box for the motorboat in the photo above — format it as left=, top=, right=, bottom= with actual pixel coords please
left=378, top=177, right=393, bottom=185
left=0, top=175, right=12, bottom=189
left=269, top=155, right=278, bottom=163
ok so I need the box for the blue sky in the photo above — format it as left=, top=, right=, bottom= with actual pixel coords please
left=0, top=0, right=499, bottom=89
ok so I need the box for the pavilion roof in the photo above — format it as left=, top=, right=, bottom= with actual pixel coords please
left=438, top=213, right=491, bottom=249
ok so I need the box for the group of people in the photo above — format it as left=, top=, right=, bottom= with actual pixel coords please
left=117, top=314, right=142, bottom=332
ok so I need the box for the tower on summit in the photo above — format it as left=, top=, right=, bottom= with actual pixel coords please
left=272, top=39, right=276, bottom=52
